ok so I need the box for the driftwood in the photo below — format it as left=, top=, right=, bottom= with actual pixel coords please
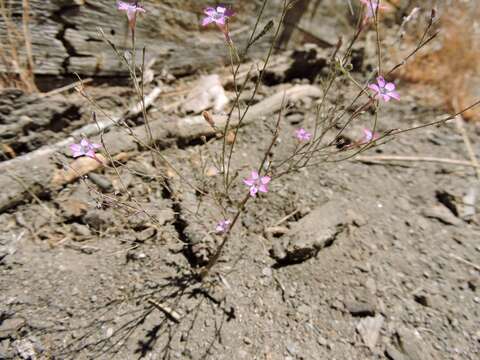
left=0, top=1, right=283, bottom=76
left=0, top=84, right=321, bottom=212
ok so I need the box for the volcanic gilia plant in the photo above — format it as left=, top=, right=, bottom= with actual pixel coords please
left=69, top=0, right=480, bottom=281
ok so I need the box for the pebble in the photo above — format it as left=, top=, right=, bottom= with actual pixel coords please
left=262, top=267, right=273, bottom=277
left=71, top=223, right=91, bottom=237
left=88, top=173, right=113, bottom=192
left=83, top=209, right=112, bottom=230
left=135, top=228, right=156, bottom=242
left=421, top=206, right=462, bottom=226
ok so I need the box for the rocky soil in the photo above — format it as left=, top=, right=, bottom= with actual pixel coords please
left=1, top=3, right=480, bottom=359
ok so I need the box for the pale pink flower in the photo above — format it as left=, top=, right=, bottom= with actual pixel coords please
left=202, top=5, right=235, bottom=27
left=360, top=0, right=387, bottom=20
left=215, top=219, right=231, bottom=234
left=295, top=128, right=312, bottom=142
left=70, top=138, right=101, bottom=159
left=368, top=76, right=400, bottom=102
left=360, top=128, right=380, bottom=144
left=243, top=171, right=271, bottom=197
left=117, top=1, right=145, bottom=30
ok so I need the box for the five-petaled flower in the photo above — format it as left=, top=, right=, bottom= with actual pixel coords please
left=295, top=128, right=312, bottom=142
left=216, top=219, right=231, bottom=234
left=360, top=128, right=380, bottom=144
left=368, top=76, right=400, bottom=102
left=70, top=138, right=102, bottom=159
left=202, top=5, right=235, bottom=26
left=117, top=1, right=146, bottom=31
left=360, top=0, right=387, bottom=20
left=243, top=171, right=271, bottom=197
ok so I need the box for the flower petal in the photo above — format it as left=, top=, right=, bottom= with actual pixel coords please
left=202, top=17, right=213, bottom=26
left=117, top=2, right=129, bottom=10
left=215, top=17, right=226, bottom=25
left=382, top=94, right=390, bottom=102
left=250, top=186, right=258, bottom=197
left=243, top=179, right=255, bottom=186
left=385, top=82, right=396, bottom=91
left=260, top=176, right=271, bottom=185
left=85, top=150, right=96, bottom=158
left=258, top=184, right=269, bottom=193
left=224, top=8, right=235, bottom=17
left=80, top=139, right=89, bottom=147
left=250, top=171, right=259, bottom=180
left=377, top=76, right=386, bottom=87
left=362, top=128, right=373, bottom=142
left=204, top=7, right=216, bottom=15
left=216, top=6, right=226, bottom=14
left=389, top=91, right=400, bottom=100
left=368, top=84, right=380, bottom=93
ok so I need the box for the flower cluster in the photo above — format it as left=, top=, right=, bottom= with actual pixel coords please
left=201, top=5, right=235, bottom=41
left=70, top=138, right=101, bottom=159
left=295, top=128, right=312, bottom=142
left=243, top=171, right=271, bottom=198
left=360, top=0, right=387, bottom=21
left=360, top=128, right=380, bottom=144
left=117, top=1, right=146, bottom=31
left=216, top=219, right=231, bottom=234
left=368, top=76, right=400, bottom=102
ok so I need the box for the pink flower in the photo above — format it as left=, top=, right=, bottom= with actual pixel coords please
left=295, top=128, right=312, bottom=142
left=243, top=171, right=271, bottom=197
left=215, top=219, right=231, bottom=234
left=360, top=128, right=380, bottom=144
left=70, top=138, right=101, bottom=159
left=117, top=1, right=145, bottom=30
left=368, top=76, right=400, bottom=102
left=202, top=5, right=235, bottom=26
left=360, top=0, right=387, bottom=20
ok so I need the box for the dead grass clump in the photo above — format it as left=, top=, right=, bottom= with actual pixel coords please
left=395, top=3, right=480, bottom=121
left=0, top=0, right=37, bottom=92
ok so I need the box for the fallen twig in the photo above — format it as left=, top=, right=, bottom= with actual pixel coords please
left=355, top=155, right=479, bottom=168
left=147, top=299, right=182, bottom=323
left=40, top=78, right=93, bottom=98
left=449, top=253, right=480, bottom=272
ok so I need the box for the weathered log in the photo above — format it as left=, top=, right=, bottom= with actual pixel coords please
left=0, top=84, right=321, bottom=212
left=0, top=0, right=284, bottom=77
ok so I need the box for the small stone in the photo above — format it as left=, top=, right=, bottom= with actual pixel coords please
left=0, top=317, right=26, bottom=336
left=13, top=339, right=36, bottom=360
left=356, top=315, right=384, bottom=351
left=345, top=299, right=376, bottom=317
left=262, top=267, right=273, bottom=277
left=135, top=228, right=156, bottom=242
left=421, top=206, right=462, bottom=226
left=71, top=223, right=91, bottom=237
left=286, top=342, right=298, bottom=355
left=83, top=209, right=112, bottom=230
left=394, top=327, right=434, bottom=360
left=88, top=173, right=113, bottom=192
left=385, top=344, right=408, bottom=360
left=317, top=335, right=328, bottom=347
left=272, top=201, right=350, bottom=265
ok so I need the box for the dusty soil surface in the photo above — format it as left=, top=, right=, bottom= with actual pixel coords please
left=1, top=39, right=480, bottom=360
